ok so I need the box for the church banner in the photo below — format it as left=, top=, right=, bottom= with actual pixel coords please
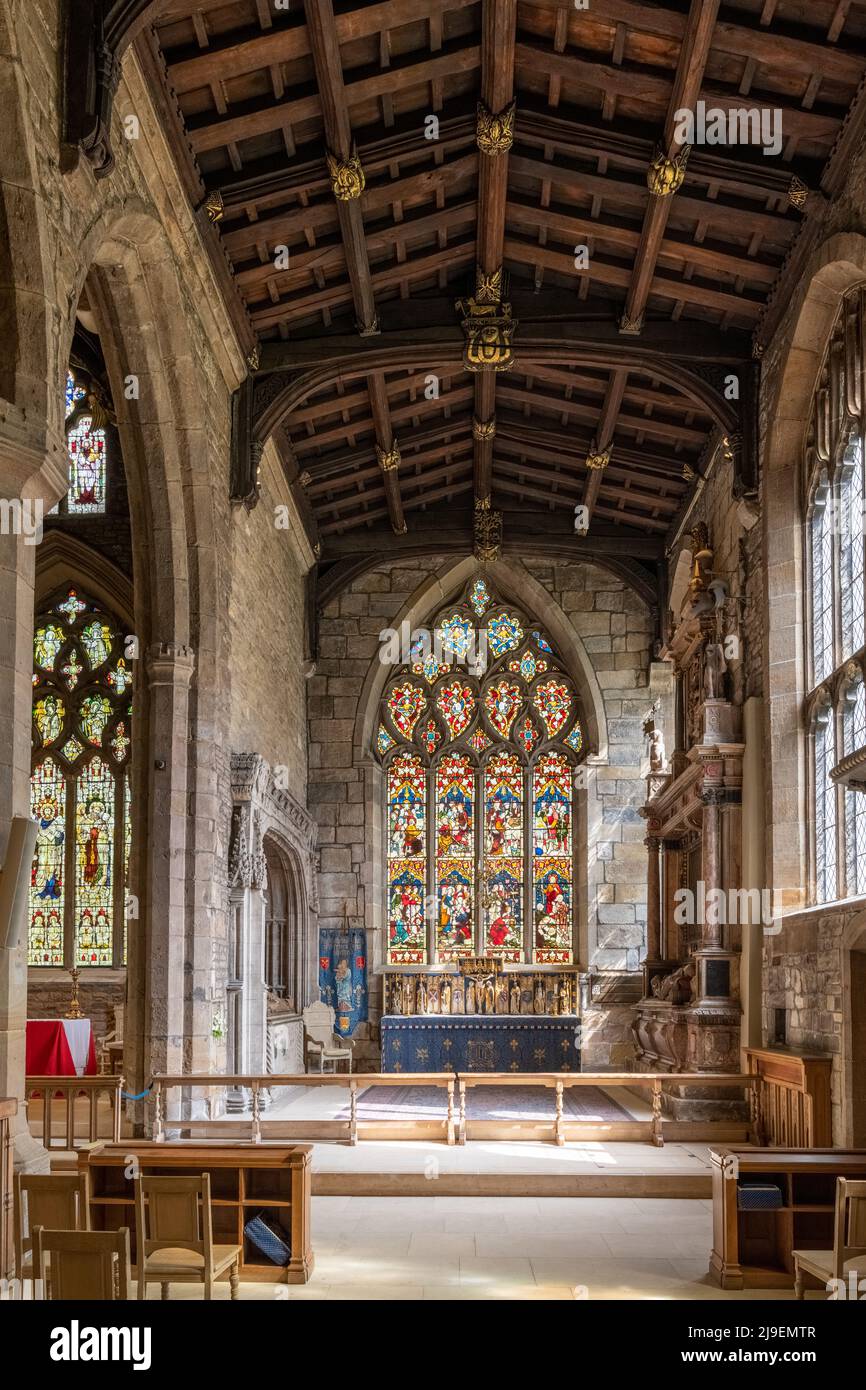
left=319, top=925, right=368, bottom=1036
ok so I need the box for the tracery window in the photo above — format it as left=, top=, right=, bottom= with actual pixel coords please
left=29, top=585, right=132, bottom=967
left=377, top=577, right=583, bottom=965
left=53, top=368, right=109, bottom=515
left=806, top=286, right=866, bottom=903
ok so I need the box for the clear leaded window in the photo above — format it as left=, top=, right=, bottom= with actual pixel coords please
left=806, top=286, right=866, bottom=903
left=377, top=577, right=583, bottom=966
left=29, top=586, right=132, bottom=967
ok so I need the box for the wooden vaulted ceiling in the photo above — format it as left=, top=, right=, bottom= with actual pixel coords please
left=142, top=0, right=866, bottom=559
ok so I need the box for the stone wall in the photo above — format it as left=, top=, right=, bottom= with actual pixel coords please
left=27, top=974, right=123, bottom=1048
left=308, top=554, right=653, bottom=1065
left=762, top=903, right=866, bottom=1144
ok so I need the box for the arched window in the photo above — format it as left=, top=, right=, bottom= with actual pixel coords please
left=53, top=368, right=110, bottom=516
left=806, top=286, right=866, bottom=903
left=29, top=585, right=132, bottom=967
left=377, top=577, right=583, bottom=965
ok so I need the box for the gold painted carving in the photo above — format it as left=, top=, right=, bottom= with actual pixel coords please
left=327, top=149, right=366, bottom=201
left=788, top=176, right=809, bottom=210
left=647, top=144, right=691, bottom=197
left=377, top=442, right=401, bottom=472
left=473, top=417, right=497, bottom=441
left=476, top=100, right=516, bottom=156
left=474, top=496, right=502, bottom=561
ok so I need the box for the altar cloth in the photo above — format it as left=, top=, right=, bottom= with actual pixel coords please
left=380, top=1014, right=580, bottom=1073
left=26, top=1019, right=97, bottom=1077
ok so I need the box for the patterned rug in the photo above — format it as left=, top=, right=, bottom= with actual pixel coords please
left=338, top=1084, right=632, bottom=1123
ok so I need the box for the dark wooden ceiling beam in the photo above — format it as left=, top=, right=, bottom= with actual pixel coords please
left=368, top=371, right=406, bottom=534
left=496, top=381, right=706, bottom=446
left=581, top=367, right=628, bottom=523
left=187, top=43, right=482, bottom=155
left=469, top=0, right=517, bottom=506
left=165, top=0, right=479, bottom=92
left=495, top=420, right=697, bottom=480
left=302, top=0, right=377, bottom=335
left=319, top=479, right=475, bottom=536
left=518, top=0, right=865, bottom=84
left=307, top=437, right=474, bottom=497
left=292, top=384, right=476, bottom=454
left=621, top=0, right=721, bottom=334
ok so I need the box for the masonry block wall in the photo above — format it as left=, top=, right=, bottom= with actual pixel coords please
left=308, top=555, right=653, bottom=1054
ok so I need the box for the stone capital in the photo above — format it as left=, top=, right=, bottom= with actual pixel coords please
left=0, top=415, right=68, bottom=505
left=145, top=642, right=196, bottom=689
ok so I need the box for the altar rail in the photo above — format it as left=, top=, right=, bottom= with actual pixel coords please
left=24, top=1075, right=124, bottom=1150
left=149, top=1071, right=759, bottom=1148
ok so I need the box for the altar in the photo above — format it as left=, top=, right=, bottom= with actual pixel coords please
left=381, top=1015, right=581, bottom=1073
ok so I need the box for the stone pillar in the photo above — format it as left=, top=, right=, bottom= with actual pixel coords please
left=740, top=696, right=765, bottom=1054
left=0, top=431, right=65, bottom=1170
left=135, top=644, right=196, bottom=1101
left=701, top=788, right=723, bottom=951
left=644, top=834, right=662, bottom=963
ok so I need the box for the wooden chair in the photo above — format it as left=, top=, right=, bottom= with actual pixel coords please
left=793, top=1178, right=866, bottom=1298
left=302, top=1001, right=354, bottom=1073
left=134, top=1172, right=241, bottom=1300
left=14, top=1172, right=90, bottom=1292
left=98, top=1003, right=124, bottom=1074
left=32, top=1226, right=131, bottom=1300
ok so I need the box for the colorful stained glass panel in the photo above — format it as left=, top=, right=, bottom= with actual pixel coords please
left=75, top=757, right=115, bottom=966
left=436, top=680, right=475, bottom=739
left=484, top=679, right=522, bottom=738
left=420, top=718, right=441, bottom=756
left=469, top=727, right=491, bottom=755
left=565, top=722, right=583, bottom=755
left=387, top=753, right=426, bottom=964
left=435, top=612, right=472, bottom=661
left=34, top=694, right=64, bottom=745
left=67, top=417, right=107, bottom=515
left=376, top=724, right=395, bottom=757
left=386, top=682, right=426, bottom=739
left=28, top=758, right=66, bottom=965
left=533, top=753, right=573, bottom=962
left=106, top=659, right=133, bottom=696
left=79, top=693, right=113, bottom=745
left=435, top=753, right=474, bottom=957
left=80, top=620, right=112, bottom=670
left=532, top=678, right=572, bottom=738
left=35, top=624, right=65, bottom=671
left=61, top=650, right=84, bottom=690
left=469, top=578, right=492, bottom=615
left=487, top=611, right=523, bottom=658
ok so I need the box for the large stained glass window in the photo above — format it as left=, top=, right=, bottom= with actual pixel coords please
left=805, top=288, right=866, bottom=905
left=29, top=585, right=132, bottom=967
left=378, top=578, right=583, bottom=964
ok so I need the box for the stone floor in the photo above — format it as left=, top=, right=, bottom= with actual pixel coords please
left=145, top=1196, right=814, bottom=1301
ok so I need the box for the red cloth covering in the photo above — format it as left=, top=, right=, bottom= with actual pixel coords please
left=25, top=1020, right=96, bottom=1076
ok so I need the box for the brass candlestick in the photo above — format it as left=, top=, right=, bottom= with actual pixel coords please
left=65, top=967, right=84, bottom=1020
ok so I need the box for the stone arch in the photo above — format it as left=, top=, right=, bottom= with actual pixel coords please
left=842, top=910, right=866, bottom=1147
left=262, top=830, right=310, bottom=1014
left=352, top=555, right=611, bottom=766
left=762, top=232, right=866, bottom=911
left=669, top=546, right=693, bottom=620
left=58, top=203, right=232, bottom=1090
left=0, top=0, right=65, bottom=480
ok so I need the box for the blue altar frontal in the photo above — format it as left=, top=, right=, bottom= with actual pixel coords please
left=380, top=1015, right=581, bottom=1073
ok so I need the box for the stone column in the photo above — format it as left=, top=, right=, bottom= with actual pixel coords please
left=133, top=643, right=196, bottom=1104
left=0, top=430, right=65, bottom=1170
left=644, top=834, right=662, bottom=962
left=701, top=788, right=724, bottom=951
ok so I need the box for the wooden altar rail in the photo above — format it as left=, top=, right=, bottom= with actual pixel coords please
left=0, top=1098, right=16, bottom=1282
left=149, top=1071, right=759, bottom=1148
left=24, top=1075, right=124, bottom=1150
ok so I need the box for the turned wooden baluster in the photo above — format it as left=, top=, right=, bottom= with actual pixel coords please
left=446, top=1079, right=455, bottom=1146
left=554, top=1080, right=564, bottom=1147
left=651, top=1078, right=664, bottom=1147
left=349, top=1081, right=358, bottom=1145
left=153, top=1079, right=165, bottom=1142
left=251, top=1081, right=262, bottom=1144
left=458, top=1080, right=467, bottom=1146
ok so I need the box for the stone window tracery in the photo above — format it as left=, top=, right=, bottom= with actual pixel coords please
left=376, top=577, right=583, bottom=965
left=806, top=286, right=866, bottom=903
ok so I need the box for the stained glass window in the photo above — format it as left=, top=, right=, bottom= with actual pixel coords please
left=28, top=586, right=132, bottom=967
left=387, top=752, right=427, bottom=964
left=841, top=436, right=865, bottom=661
left=62, top=370, right=109, bottom=516
left=435, top=753, right=474, bottom=959
left=377, top=577, right=583, bottom=964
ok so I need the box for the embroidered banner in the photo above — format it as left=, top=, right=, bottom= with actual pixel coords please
left=319, top=926, right=368, bottom=1036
